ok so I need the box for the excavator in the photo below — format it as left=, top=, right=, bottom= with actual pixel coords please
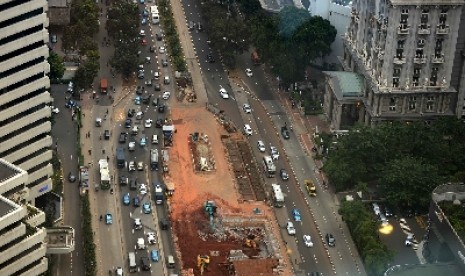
left=197, top=255, right=210, bottom=275
left=244, top=234, right=257, bottom=249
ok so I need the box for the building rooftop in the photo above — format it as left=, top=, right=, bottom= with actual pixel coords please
left=324, top=71, right=364, bottom=99
left=0, top=161, right=20, bottom=182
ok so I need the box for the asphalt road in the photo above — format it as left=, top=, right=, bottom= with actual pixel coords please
left=181, top=1, right=365, bottom=275
left=51, top=84, right=85, bottom=276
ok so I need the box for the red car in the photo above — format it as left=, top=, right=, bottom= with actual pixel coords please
left=141, top=39, right=147, bottom=46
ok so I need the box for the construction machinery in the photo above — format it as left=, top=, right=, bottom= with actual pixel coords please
left=204, top=200, right=217, bottom=230
left=197, top=255, right=210, bottom=275
left=305, top=179, right=317, bottom=196
left=244, top=235, right=257, bottom=249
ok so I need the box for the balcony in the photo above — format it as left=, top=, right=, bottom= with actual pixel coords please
left=436, top=25, right=450, bottom=35
left=414, top=56, right=427, bottom=64
left=378, top=51, right=384, bottom=60
left=417, top=25, right=431, bottom=35
left=432, top=55, right=445, bottom=63
left=397, top=26, right=409, bottom=35
left=393, top=57, right=406, bottom=64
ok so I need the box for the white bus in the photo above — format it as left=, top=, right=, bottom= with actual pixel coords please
left=263, top=156, right=276, bottom=177
left=271, top=184, right=284, bottom=207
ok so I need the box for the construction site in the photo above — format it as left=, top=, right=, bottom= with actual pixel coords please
left=166, top=106, right=292, bottom=276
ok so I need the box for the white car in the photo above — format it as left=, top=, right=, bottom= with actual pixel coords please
left=51, top=106, right=60, bottom=114
left=147, top=232, right=156, bottom=244
left=152, top=134, right=159, bottom=144
left=159, top=46, right=165, bottom=53
left=162, top=91, right=171, bottom=100
left=219, top=87, right=229, bottom=99
left=286, top=221, right=296, bottom=235
left=245, top=68, right=253, bottom=77
left=257, top=141, right=266, bottom=152
left=303, top=235, right=314, bottom=247
left=243, top=124, right=253, bottom=136
left=139, top=29, right=146, bottom=36
left=270, top=145, right=279, bottom=160
left=67, top=81, right=73, bottom=92
left=154, top=71, right=160, bottom=80
left=116, top=267, right=123, bottom=276
left=144, top=119, right=153, bottom=128
left=137, top=161, right=144, bottom=171
left=242, top=104, right=252, bottom=114
left=128, top=141, right=136, bottom=151
left=134, top=218, right=142, bottom=230
left=139, top=183, right=147, bottom=195
left=128, top=161, right=136, bottom=171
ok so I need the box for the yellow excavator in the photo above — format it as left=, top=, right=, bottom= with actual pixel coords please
left=197, top=255, right=210, bottom=275
left=244, top=234, right=257, bottom=249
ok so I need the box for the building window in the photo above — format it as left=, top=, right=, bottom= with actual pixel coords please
left=393, top=68, right=401, bottom=77
left=393, top=77, right=400, bottom=87
left=389, top=98, right=396, bottom=111
left=414, top=68, right=421, bottom=76
left=417, top=39, right=425, bottom=48
left=431, top=67, right=438, bottom=86
left=436, top=38, right=444, bottom=49
left=397, top=40, right=405, bottom=49
left=402, top=9, right=409, bottom=14
left=413, top=77, right=419, bottom=86
left=439, top=9, right=448, bottom=25
left=426, top=97, right=435, bottom=111
left=415, top=49, right=423, bottom=58
left=409, top=96, right=416, bottom=110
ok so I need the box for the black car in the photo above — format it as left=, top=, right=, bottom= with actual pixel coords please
left=119, top=176, right=128, bottom=186
left=141, top=256, right=151, bottom=271
left=326, top=233, right=335, bottom=247
left=129, top=179, right=137, bottom=190
left=206, top=54, right=215, bottom=63
left=68, top=172, right=76, bottom=183
left=104, top=130, right=110, bottom=140
left=150, top=45, right=156, bottom=52
left=162, top=59, right=169, bottom=67
left=156, top=33, right=163, bottom=41
left=125, top=119, right=132, bottom=128
left=142, top=94, right=152, bottom=104
left=154, top=83, right=161, bottom=91
left=280, top=169, right=289, bottom=181
left=155, top=118, right=163, bottom=128
left=281, top=126, right=290, bottom=139
left=119, top=132, right=128, bottom=143
left=158, top=103, right=165, bottom=113
left=127, top=109, right=135, bottom=117
left=160, top=218, right=169, bottom=230
left=136, top=88, right=143, bottom=95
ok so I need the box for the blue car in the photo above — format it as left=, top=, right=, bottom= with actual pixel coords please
left=292, top=208, right=301, bottom=222
left=143, top=202, right=152, bottom=214
left=141, top=18, right=147, bottom=25
left=142, top=9, right=149, bottom=17
left=65, top=100, right=77, bottom=108
left=135, top=96, right=141, bottom=105
left=105, top=213, right=113, bottom=225
left=123, top=193, right=130, bottom=205
left=150, top=249, right=159, bottom=262
left=140, top=136, right=147, bottom=147
left=133, top=196, right=141, bottom=207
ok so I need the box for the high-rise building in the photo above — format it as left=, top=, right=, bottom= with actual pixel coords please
left=326, top=0, right=465, bottom=129
left=0, top=0, right=54, bottom=204
left=0, top=159, right=48, bottom=275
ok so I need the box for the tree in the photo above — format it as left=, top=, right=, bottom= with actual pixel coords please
left=277, top=6, right=312, bottom=38
left=237, top=0, right=262, bottom=16
left=293, top=16, right=337, bottom=59
left=73, top=51, right=100, bottom=91
left=48, top=52, right=65, bottom=80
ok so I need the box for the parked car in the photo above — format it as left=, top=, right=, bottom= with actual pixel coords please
left=119, top=132, right=128, bottom=143
left=120, top=176, right=128, bottom=186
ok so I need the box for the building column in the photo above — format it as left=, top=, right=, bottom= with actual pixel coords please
left=335, top=104, right=343, bottom=130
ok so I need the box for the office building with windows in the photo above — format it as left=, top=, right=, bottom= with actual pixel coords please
left=0, top=0, right=54, bottom=204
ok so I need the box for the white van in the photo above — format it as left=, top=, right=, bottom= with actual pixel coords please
left=372, top=203, right=381, bottom=216
left=128, top=252, right=137, bottom=272
left=152, top=134, right=159, bottom=144
left=167, top=255, right=175, bottom=268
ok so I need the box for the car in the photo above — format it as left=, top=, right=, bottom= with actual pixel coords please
left=152, top=134, right=159, bottom=144
left=150, top=45, right=156, bottom=53
left=143, top=202, right=152, bottom=214
left=120, top=176, right=128, bottom=186
left=162, top=91, right=171, bottom=100
left=154, top=71, right=160, bottom=80
left=139, top=0, right=144, bottom=3
left=131, top=126, right=139, bottom=135
left=270, top=146, right=279, bottom=160
left=105, top=213, right=113, bottom=225
left=280, top=169, right=289, bottom=181
left=140, top=39, right=148, bottom=46
left=292, top=208, right=302, bottom=222
left=405, top=233, right=415, bottom=246
left=128, top=141, right=136, bottom=151
left=52, top=106, right=60, bottom=114
left=133, top=196, right=141, bottom=207
left=141, top=256, right=151, bottom=270
left=65, top=100, right=77, bottom=108
left=67, top=81, right=73, bottom=92
left=137, top=161, right=144, bottom=171
left=150, top=249, right=160, bottom=262
left=164, top=76, right=170, bottom=84
left=188, top=21, right=195, bottom=30
left=242, top=104, right=251, bottom=114
left=141, top=18, right=147, bottom=25
left=303, top=235, right=314, bottom=247
left=135, top=111, right=143, bottom=120
left=206, top=54, right=215, bottom=63
left=145, top=56, right=151, bottom=64
left=159, top=46, right=165, bottom=53
left=128, top=161, right=136, bottom=172
left=137, top=71, right=144, bottom=79
left=384, top=206, right=393, bottom=217
left=243, top=124, right=253, bottom=136
left=156, top=118, right=163, bottom=128
left=139, top=183, right=147, bottom=195
left=142, top=9, right=149, bottom=17
left=154, top=83, right=161, bottom=91
left=245, top=68, right=253, bottom=77
left=128, top=108, right=136, bottom=117
left=51, top=34, right=58, bottom=43
left=257, top=141, right=266, bottom=152
left=119, top=132, right=128, bottom=143
left=145, top=119, right=153, bottom=128
left=147, top=232, right=156, bottom=244
left=162, top=59, right=169, bottom=67
left=140, top=137, right=147, bottom=147
left=115, top=267, right=123, bottom=276
left=139, top=29, right=146, bottom=36
left=372, top=203, right=381, bottom=216
left=158, top=103, right=165, bottom=113
left=281, top=126, right=290, bottom=139
left=134, top=218, right=142, bottom=230
left=219, top=87, right=229, bottom=99
left=125, top=119, right=132, bottom=128
left=68, top=172, right=76, bottom=182
left=326, top=233, right=335, bottom=247
left=104, top=130, right=110, bottom=140
left=130, top=179, right=137, bottom=190
left=160, top=218, right=169, bottom=230
left=123, top=193, right=130, bottom=205
left=286, top=221, right=296, bottom=235
left=156, top=33, right=163, bottom=41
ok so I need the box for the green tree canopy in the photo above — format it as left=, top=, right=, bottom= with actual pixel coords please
left=277, top=6, right=312, bottom=38
left=48, top=52, right=65, bottom=80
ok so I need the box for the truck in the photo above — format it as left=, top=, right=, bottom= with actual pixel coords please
left=162, top=149, right=169, bottom=172
left=162, top=123, right=175, bottom=148
left=99, top=159, right=111, bottom=190
left=165, top=181, right=175, bottom=197
left=79, top=166, right=89, bottom=188
left=271, top=183, right=284, bottom=207
left=251, top=51, right=260, bottom=65
left=150, top=149, right=159, bottom=171
left=100, top=78, right=108, bottom=93
left=128, top=252, right=137, bottom=272
left=305, top=179, right=317, bottom=196
left=153, top=182, right=164, bottom=205
left=116, top=148, right=125, bottom=168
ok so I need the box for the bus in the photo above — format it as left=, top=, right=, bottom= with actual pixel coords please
left=263, top=156, right=276, bottom=177
left=271, top=184, right=284, bottom=207
left=98, top=159, right=111, bottom=190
